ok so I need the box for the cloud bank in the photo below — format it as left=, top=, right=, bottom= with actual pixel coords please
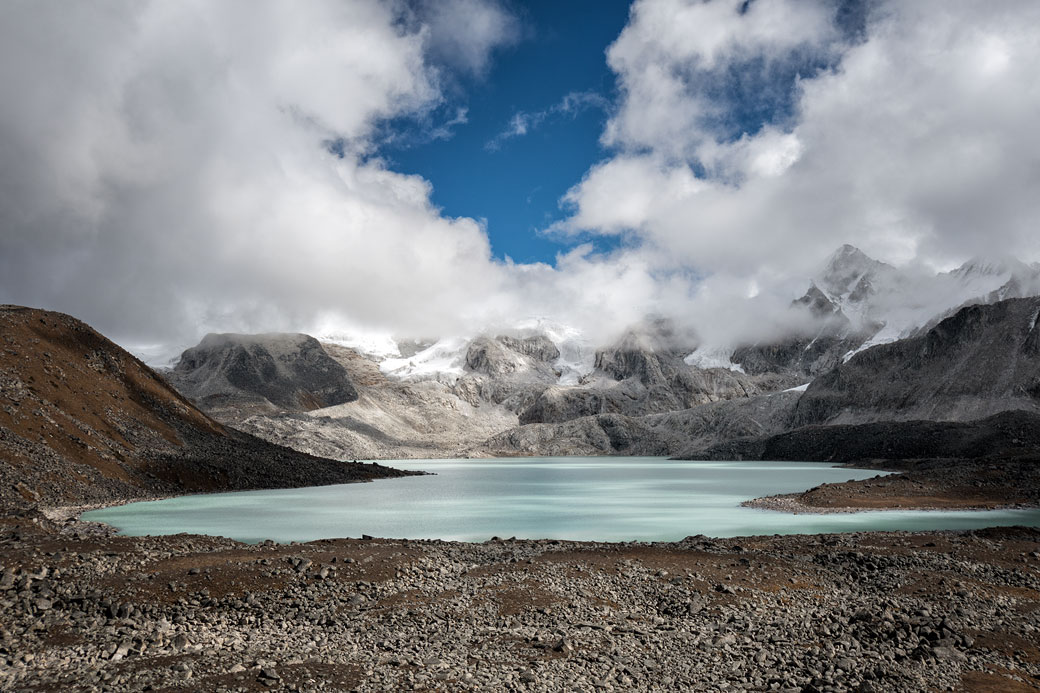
left=1, top=0, right=1039, bottom=353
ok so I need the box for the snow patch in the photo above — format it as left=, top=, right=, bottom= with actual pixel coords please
left=379, top=337, right=468, bottom=382
left=783, top=383, right=810, bottom=393
left=684, top=345, right=746, bottom=373
left=319, top=332, right=402, bottom=360
left=512, top=317, right=596, bottom=385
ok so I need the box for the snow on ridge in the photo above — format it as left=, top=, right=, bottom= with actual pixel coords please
left=379, top=336, right=469, bottom=382
left=684, top=345, right=746, bottom=373
left=555, top=342, right=596, bottom=385
left=783, top=383, right=810, bottom=393
left=319, top=332, right=402, bottom=360
left=506, top=317, right=596, bottom=384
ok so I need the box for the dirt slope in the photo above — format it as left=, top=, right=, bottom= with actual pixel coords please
left=0, top=306, right=412, bottom=506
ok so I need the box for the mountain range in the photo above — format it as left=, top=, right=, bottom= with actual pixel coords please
left=152, top=245, right=1040, bottom=464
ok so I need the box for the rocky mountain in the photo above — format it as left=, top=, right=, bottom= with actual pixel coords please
left=482, top=296, right=1040, bottom=460
left=164, top=322, right=796, bottom=460
left=166, top=332, right=359, bottom=421
left=475, top=391, right=802, bottom=458
left=732, top=245, right=1040, bottom=379
left=517, top=321, right=794, bottom=425
left=152, top=248, right=1040, bottom=463
left=791, top=297, right=1040, bottom=427
left=216, top=337, right=522, bottom=460
left=677, top=297, right=1040, bottom=461
left=0, top=306, right=410, bottom=506
left=683, top=410, right=1040, bottom=464
left=452, top=334, right=562, bottom=413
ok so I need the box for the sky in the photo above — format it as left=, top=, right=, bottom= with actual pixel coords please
left=382, top=0, right=633, bottom=264
left=1, top=0, right=1039, bottom=351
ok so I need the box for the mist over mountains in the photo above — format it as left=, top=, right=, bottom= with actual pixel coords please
left=145, top=244, right=1040, bottom=463
left=259, top=244, right=1040, bottom=388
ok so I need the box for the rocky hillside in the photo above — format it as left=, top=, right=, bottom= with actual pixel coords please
left=166, top=333, right=359, bottom=421
left=0, top=306, right=411, bottom=506
left=485, top=297, right=1040, bottom=460
left=791, top=297, right=1040, bottom=427
left=194, top=343, right=508, bottom=461
left=475, top=391, right=802, bottom=458
left=683, top=410, right=1040, bottom=463
left=157, top=269, right=1040, bottom=462
left=518, top=322, right=793, bottom=425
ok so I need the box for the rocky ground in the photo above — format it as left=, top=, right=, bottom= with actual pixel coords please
left=3, top=506, right=1040, bottom=692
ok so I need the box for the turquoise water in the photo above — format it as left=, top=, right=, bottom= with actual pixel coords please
left=82, top=458, right=1040, bottom=543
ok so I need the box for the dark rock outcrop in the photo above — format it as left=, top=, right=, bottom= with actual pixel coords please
left=169, top=333, right=359, bottom=421
left=682, top=410, right=1040, bottom=464
left=791, top=297, right=1040, bottom=427
left=731, top=332, right=863, bottom=379
left=479, top=391, right=802, bottom=458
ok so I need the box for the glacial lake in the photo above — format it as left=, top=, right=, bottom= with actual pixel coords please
left=82, top=458, right=1040, bottom=543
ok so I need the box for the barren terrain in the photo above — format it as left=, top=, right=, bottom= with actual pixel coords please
left=3, top=508, right=1040, bottom=692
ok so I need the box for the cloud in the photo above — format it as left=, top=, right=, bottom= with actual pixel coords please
left=0, top=1, right=511, bottom=344
left=485, top=90, right=608, bottom=151
left=602, top=0, right=843, bottom=158
left=558, top=0, right=1040, bottom=345
left=428, top=107, right=470, bottom=141
left=0, top=0, right=656, bottom=350
left=410, top=0, right=520, bottom=76
left=2, top=0, right=1039, bottom=356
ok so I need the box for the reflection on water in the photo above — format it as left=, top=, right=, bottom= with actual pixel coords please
left=83, top=458, right=1040, bottom=543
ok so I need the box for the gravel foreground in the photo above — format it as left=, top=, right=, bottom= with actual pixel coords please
left=3, top=508, right=1040, bottom=692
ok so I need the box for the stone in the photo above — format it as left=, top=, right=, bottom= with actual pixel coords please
left=930, top=646, right=966, bottom=662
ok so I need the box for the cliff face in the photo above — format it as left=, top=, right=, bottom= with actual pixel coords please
left=0, top=306, right=408, bottom=506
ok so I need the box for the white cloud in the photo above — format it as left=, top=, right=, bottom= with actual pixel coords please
left=2, top=0, right=1040, bottom=356
left=486, top=91, right=608, bottom=151
left=560, top=0, right=1040, bottom=342
left=0, top=0, right=671, bottom=350
left=603, top=0, right=842, bottom=158
left=0, top=0, right=512, bottom=342
left=413, top=0, right=520, bottom=75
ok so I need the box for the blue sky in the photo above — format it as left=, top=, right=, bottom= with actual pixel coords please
left=381, top=1, right=633, bottom=264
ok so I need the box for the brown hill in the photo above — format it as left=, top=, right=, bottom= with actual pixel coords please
left=0, top=306, right=412, bottom=506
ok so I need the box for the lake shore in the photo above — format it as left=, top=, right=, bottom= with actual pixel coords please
left=4, top=503, right=1040, bottom=692
left=745, top=458, right=1040, bottom=515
